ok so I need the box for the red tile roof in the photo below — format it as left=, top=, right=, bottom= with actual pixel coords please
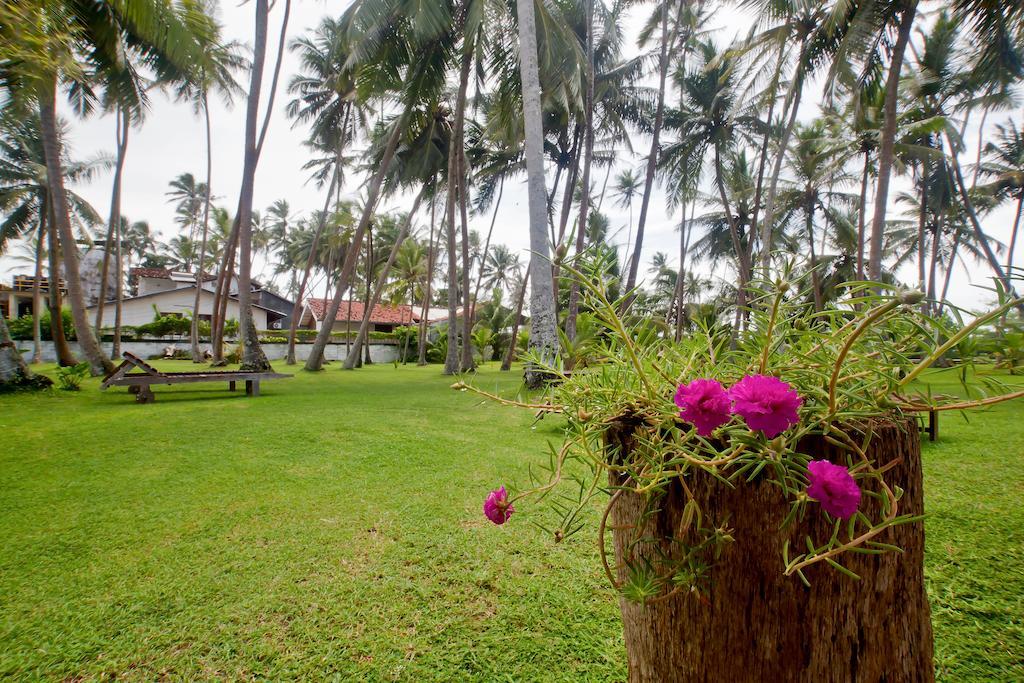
left=305, top=298, right=419, bottom=325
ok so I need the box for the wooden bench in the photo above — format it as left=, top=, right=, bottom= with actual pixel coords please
left=101, top=352, right=291, bottom=403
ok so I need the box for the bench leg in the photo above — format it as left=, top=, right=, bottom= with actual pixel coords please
left=229, top=380, right=236, bottom=392
left=929, top=410, right=938, bottom=442
left=245, top=380, right=260, bottom=396
left=135, top=385, right=155, bottom=404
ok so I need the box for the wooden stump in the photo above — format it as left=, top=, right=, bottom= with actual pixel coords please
left=606, top=419, right=934, bottom=682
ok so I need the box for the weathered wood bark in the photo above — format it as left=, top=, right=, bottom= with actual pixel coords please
left=45, top=194, right=77, bottom=366
left=606, top=419, right=934, bottom=682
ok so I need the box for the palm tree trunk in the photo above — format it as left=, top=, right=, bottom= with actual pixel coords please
left=566, top=0, right=596, bottom=346
left=857, top=150, right=870, bottom=280
left=806, top=201, right=822, bottom=312
left=443, top=38, right=474, bottom=376
left=927, top=222, right=940, bottom=313
left=517, top=0, right=560, bottom=387
left=501, top=269, right=529, bottom=372
left=45, top=197, right=76, bottom=366
left=714, top=145, right=749, bottom=321
left=36, top=80, right=112, bottom=375
left=869, top=2, right=918, bottom=281
left=112, top=206, right=124, bottom=358
left=286, top=158, right=341, bottom=364
left=760, top=54, right=807, bottom=267
left=1006, top=194, right=1022, bottom=276
left=345, top=190, right=425, bottom=369
left=944, top=129, right=1020, bottom=303
left=31, top=214, right=45, bottom=364
left=472, top=177, right=504, bottom=327
left=95, top=105, right=129, bottom=338
left=753, top=39, right=787, bottom=276
left=192, top=94, right=215, bottom=362
left=938, top=230, right=961, bottom=316
left=418, top=188, right=438, bottom=365
left=458, top=141, right=475, bottom=373
left=236, top=0, right=272, bottom=372
left=0, top=311, right=37, bottom=387
left=304, top=116, right=408, bottom=371
left=623, top=1, right=669, bottom=305
left=917, top=173, right=927, bottom=295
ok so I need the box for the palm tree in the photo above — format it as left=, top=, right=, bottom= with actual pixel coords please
left=517, top=0, right=560, bottom=386
left=0, top=0, right=206, bottom=374
left=612, top=168, right=643, bottom=273
left=0, top=111, right=105, bottom=364
left=980, top=119, right=1024, bottom=278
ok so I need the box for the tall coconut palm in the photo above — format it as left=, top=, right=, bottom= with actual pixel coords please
left=0, top=0, right=206, bottom=374
left=980, top=119, right=1024, bottom=277
left=0, top=111, right=104, bottom=364
left=517, top=0, right=560, bottom=386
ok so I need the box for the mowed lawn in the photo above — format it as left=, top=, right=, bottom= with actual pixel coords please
left=0, top=362, right=1020, bottom=681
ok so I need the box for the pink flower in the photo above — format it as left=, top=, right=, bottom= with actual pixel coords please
left=728, top=374, right=802, bottom=438
left=674, top=379, right=731, bottom=437
left=806, top=460, right=861, bottom=519
left=483, top=486, right=514, bottom=525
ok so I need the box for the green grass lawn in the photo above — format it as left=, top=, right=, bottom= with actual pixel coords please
left=0, top=362, right=1020, bottom=681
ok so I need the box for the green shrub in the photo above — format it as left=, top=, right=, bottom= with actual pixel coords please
left=8, top=309, right=74, bottom=341
left=259, top=336, right=287, bottom=344
left=55, top=362, right=90, bottom=391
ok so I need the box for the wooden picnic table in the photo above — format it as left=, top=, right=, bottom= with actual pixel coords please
left=101, top=352, right=290, bottom=403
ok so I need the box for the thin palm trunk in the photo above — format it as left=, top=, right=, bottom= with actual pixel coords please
left=623, top=1, right=669, bottom=305
left=673, top=200, right=688, bottom=342
left=304, top=114, right=408, bottom=371
left=471, top=176, right=504, bottom=323
left=95, top=105, right=129, bottom=337
left=45, top=197, right=76, bottom=366
left=927, top=222, right=940, bottom=312
left=458, top=131, right=474, bottom=372
left=938, top=230, right=961, bottom=315
left=917, top=173, right=927, bottom=294
left=714, top=145, right=749, bottom=325
left=869, top=3, right=918, bottom=281
left=857, top=149, right=870, bottom=280
left=806, top=201, right=822, bottom=312
left=566, top=0, right=596, bottom=346
left=112, top=207, right=124, bottom=357
left=418, top=188, right=438, bottom=365
left=359, top=227, right=373, bottom=367
left=501, top=269, right=529, bottom=372
left=1007, top=194, right=1023, bottom=276
left=345, top=189, right=424, bottom=369
left=517, top=0, right=560, bottom=387
left=37, top=80, right=112, bottom=375
left=30, top=216, right=44, bottom=364
left=753, top=40, right=787, bottom=275
left=760, top=55, right=806, bottom=268
left=191, top=94, right=215, bottom=362
left=945, top=129, right=1020, bottom=302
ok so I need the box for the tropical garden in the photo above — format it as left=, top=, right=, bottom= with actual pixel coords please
left=0, top=0, right=1022, bottom=680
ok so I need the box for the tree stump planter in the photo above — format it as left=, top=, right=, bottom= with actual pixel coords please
left=606, top=419, right=934, bottom=682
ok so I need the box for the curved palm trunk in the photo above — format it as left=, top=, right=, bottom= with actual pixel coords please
left=304, top=115, right=407, bottom=371
left=44, top=198, right=77, bottom=366
left=1006, top=194, right=1022, bottom=276
left=345, top=190, right=424, bottom=369
left=95, top=106, right=129, bottom=338
left=622, top=1, right=669, bottom=306
left=869, top=3, right=918, bottom=281
left=917, top=174, right=927, bottom=295
left=236, top=0, right=272, bottom=372
left=927, top=222, right=940, bottom=313
left=760, top=55, right=806, bottom=268
left=714, top=145, right=749, bottom=325
left=566, top=0, right=596, bottom=346
left=359, top=228, right=373, bottom=367
left=191, top=95, right=215, bottom=362
left=501, top=269, right=529, bottom=372
left=806, top=200, right=822, bottom=312
left=112, top=207, right=124, bottom=357
left=37, top=81, right=112, bottom=375
left=30, top=214, right=45, bottom=364
left=752, top=40, right=787, bottom=276
left=285, top=120, right=346, bottom=365
left=938, top=230, right=961, bottom=316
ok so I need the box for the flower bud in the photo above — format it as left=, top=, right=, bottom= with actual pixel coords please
left=776, top=279, right=791, bottom=293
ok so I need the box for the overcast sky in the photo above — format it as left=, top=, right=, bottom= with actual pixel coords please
left=1, top=0, right=1018, bottom=313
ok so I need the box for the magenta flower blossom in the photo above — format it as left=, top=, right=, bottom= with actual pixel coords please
left=674, top=379, right=731, bottom=437
left=806, top=460, right=861, bottom=519
left=483, top=486, right=514, bottom=525
left=728, top=374, right=803, bottom=438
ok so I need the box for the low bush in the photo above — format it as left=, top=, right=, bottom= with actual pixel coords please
left=55, top=362, right=90, bottom=391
